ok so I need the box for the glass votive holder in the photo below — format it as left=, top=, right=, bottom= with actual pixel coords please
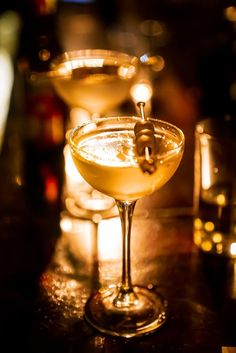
left=193, top=116, right=236, bottom=257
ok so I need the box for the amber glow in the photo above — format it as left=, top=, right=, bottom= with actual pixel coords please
left=140, top=53, right=165, bottom=72
left=204, top=221, right=214, bottom=232
left=0, top=51, right=13, bottom=151
left=194, top=230, right=202, bottom=245
left=230, top=242, right=236, bottom=256
left=216, top=193, right=226, bottom=206
left=39, top=48, right=50, bottom=62
left=201, top=240, right=212, bottom=252
left=118, top=64, right=136, bottom=79
left=224, top=6, right=236, bottom=22
left=64, top=144, right=86, bottom=192
left=130, top=82, right=153, bottom=103
left=212, top=232, right=223, bottom=243
left=200, top=134, right=211, bottom=190
left=216, top=243, right=223, bottom=254
left=98, top=218, right=121, bottom=261
left=70, top=107, right=90, bottom=126
left=44, top=175, right=58, bottom=202
left=194, top=218, right=202, bottom=230
left=60, top=58, right=105, bottom=74
left=60, top=215, right=73, bottom=233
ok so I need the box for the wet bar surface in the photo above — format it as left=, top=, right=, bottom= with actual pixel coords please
left=0, top=138, right=236, bottom=353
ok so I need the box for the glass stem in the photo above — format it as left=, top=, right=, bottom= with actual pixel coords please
left=113, top=200, right=138, bottom=308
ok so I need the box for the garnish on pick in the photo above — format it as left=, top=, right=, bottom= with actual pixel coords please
left=134, top=102, right=157, bottom=174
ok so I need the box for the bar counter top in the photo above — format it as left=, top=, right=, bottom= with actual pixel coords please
left=0, top=157, right=236, bottom=353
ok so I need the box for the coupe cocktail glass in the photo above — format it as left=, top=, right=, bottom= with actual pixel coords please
left=50, top=49, right=138, bottom=118
left=68, top=116, right=184, bottom=337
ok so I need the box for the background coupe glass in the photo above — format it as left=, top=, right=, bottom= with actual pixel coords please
left=50, top=49, right=138, bottom=118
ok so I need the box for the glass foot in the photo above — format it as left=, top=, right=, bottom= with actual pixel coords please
left=84, top=285, right=168, bottom=338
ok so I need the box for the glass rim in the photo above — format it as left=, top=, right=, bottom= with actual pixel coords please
left=50, top=49, right=139, bottom=67
left=196, top=116, right=236, bottom=142
left=68, top=115, right=185, bottom=155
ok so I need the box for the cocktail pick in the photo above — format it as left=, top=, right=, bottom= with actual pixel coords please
left=134, top=102, right=157, bottom=174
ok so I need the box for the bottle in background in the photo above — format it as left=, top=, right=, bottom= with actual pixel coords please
left=17, top=0, right=66, bottom=214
